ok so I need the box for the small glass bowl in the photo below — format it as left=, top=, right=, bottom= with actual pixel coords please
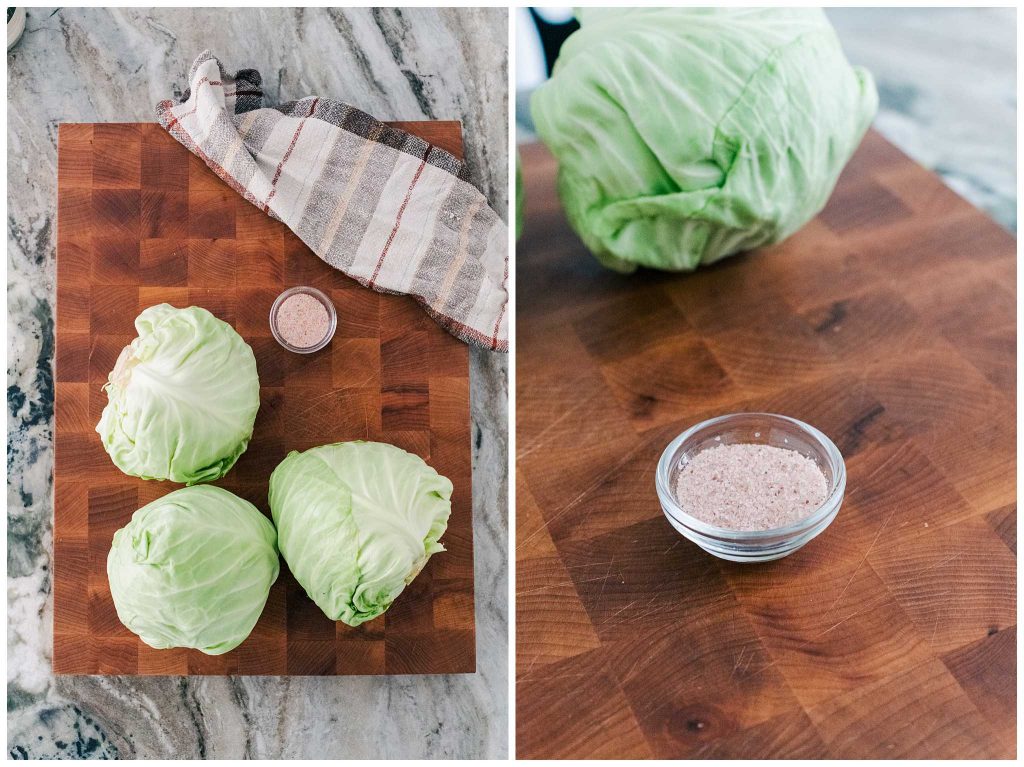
left=269, top=286, right=337, bottom=354
left=655, top=413, right=846, bottom=563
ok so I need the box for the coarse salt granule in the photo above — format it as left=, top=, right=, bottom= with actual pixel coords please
left=674, top=443, right=828, bottom=531
left=276, top=293, right=330, bottom=349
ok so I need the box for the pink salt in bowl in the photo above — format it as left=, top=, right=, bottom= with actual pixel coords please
left=269, top=286, right=337, bottom=354
left=655, top=413, right=846, bottom=563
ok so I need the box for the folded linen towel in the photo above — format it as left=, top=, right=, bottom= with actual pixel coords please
left=157, top=51, right=508, bottom=351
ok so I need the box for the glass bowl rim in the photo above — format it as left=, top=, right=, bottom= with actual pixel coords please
left=655, top=412, right=847, bottom=541
left=269, top=285, right=337, bottom=354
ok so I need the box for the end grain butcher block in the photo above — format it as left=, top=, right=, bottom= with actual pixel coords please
left=516, top=131, right=1015, bottom=759
left=53, top=122, right=475, bottom=676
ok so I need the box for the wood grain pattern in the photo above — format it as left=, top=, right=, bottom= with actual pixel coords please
left=516, top=132, right=1015, bottom=758
left=53, top=122, right=475, bottom=676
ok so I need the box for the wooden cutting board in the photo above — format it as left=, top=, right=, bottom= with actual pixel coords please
left=53, top=122, right=475, bottom=675
left=516, top=131, right=1015, bottom=758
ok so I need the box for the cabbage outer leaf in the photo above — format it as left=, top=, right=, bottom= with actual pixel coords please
left=269, top=441, right=453, bottom=626
left=107, top=485, right=280, bottom=655
left=96, top=304, right=260, bottom=484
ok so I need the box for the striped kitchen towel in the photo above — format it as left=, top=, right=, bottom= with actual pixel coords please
left=157, top=51, right=508, bottom=351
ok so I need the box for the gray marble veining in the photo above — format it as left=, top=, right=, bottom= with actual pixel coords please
left=8, top=7, right=508, bottom=759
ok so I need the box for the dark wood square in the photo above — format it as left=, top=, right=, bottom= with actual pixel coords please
left=940, top=626, right=1017, bottom=755
left=54, top=121, right=474, bottom=676
left=91, top=237, right=140, bottom=284
left=92, top=189, right=141, bottom=238
left=188, top=189, right=237, bottom=239
left=517, top=649, right=654, bottom=759
left=141, top=190, right=188, bottom=239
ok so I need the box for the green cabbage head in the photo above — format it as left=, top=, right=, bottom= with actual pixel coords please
left=107, top=485, right=279, bottom=655
left=531, top=7, right=878, bottom=272
left=269, top=441, right=452, bottom=626
left=96, top=304, right=260, bottom=484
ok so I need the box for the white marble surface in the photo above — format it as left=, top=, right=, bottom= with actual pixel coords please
left=516, top=7, right=1016, bottom=232
left=7, top=7, right=508, bottom=759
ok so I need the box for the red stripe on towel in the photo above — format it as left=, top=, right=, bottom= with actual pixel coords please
left=368, top=148, right=431, bottom=288
left=262, top=97, right=319, bottom=212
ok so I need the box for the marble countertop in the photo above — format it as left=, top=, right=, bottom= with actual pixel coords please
left=7, top=7, right=508, bottom=759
